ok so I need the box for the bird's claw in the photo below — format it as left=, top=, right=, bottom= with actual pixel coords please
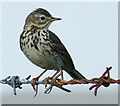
left=31, top=78, right=39, bottom=97
left=43, top=77, right=51, bottom=89
left=44, top=84, right=53, bottom=94
left=42, top=77, right=53, bottom=93
left=33, top=85, right=38, bottom=97
left=43, top=75, right=71, bottom=94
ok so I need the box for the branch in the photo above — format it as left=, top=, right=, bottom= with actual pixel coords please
left=0, top=67, right=119, bottom=96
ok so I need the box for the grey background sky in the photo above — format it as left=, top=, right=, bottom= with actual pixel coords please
left=0, top=2, right=118, bottom=104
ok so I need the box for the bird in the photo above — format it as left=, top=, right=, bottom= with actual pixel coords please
left=20, top=8, right=86, bottom=90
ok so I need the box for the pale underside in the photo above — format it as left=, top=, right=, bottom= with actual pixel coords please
left=21, top=29, right=64, bottom=70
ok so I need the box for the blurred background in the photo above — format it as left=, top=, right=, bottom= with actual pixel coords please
left=0, top=2, right=118, bottom=104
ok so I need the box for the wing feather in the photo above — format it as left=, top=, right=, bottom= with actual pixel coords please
left=47, top=30, right=75, bottom=70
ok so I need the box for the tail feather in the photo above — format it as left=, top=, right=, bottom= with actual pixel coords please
left=68, top=69, right=86, bottom=80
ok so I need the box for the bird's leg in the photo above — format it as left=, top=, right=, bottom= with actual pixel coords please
left=51, top=70, right=61, bottom=79
left=44, top=72, right=62, bottom=94
left=44, top=70, right=71, bottom=94
left=61, top=70, right=64, bottom=80
left=31, top=69, right=47, bottom=93
left=43, top=70, right=65, bottom=94
left=43, top=70, right=61, bottom=88
left=44, top=70, right=60, bottom=82
left=45, top=70, right=64, bottom=83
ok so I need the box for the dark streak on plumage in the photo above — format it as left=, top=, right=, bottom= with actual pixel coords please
left=31, top=43, right=34, bottom=47
left=26, top=41, right=28, bottom=45
left=41, top=33, right=45, bottom=37
left=43, top=30, right=48, bottom=35
left=25, top=30, right=30, bottom=35
left=34, top=45, right=39, bottom=51
left=46, top=34, right=49, bottom=38
left=23, top=42, right=25, bottom=46
left=42, top=45, right=45, bottom=49
left=49, top=44, right=54, bottom=50
left=31, top=36, right=34, bottom=40
left=33, top=28, right=36, bottom=33
left=20, top=31, right=25, bottom=51
left=38, top=31, right=40, bottom=36
left=47, top=50, right=51, bottom=55
left=21, top=36, right=26, bottom=40
left=28, top=38, right=30, bottom=43
left=43, top=30, right=46, bottom=33
left=39, top=42, right=42, bottom=45
left=45, top=43, right=48, bottom=46
left=31, top=27, right=36, bottom=34
left=33, top=39, right=35, bottom=44
left=34, top=35, right=37, bottom=38
left=42, top=51, right=45, bottom=56
left=43, top=38, right=49, bottom=42
left=28, top=45, right=29, bottom=49
left=33, top=38, right=39, bottom=45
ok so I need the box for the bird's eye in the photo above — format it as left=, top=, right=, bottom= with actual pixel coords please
left=40, top=16, right=45, bottom=20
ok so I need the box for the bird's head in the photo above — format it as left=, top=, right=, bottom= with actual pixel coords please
left=24, top=8, right=61, bottom=30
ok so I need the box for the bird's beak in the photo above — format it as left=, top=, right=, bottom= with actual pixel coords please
left=51, top=17, right=62, bottom=21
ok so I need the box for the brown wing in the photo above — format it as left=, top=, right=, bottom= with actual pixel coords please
left=47, top=30, right=75, bottom=70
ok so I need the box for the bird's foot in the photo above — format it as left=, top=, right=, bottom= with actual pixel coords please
left=31, top=77, right=39, bottom=90
left=43, top=76, right=59, bottom=94
left=43, top=70, right=61, bottom=91
left=31, top=69, right=47, bottom=97
left=43, top=71, right=71, bottom=94
left=43, top=77, right=54, bottom=94
left=31, top=77, right=40, bottom=97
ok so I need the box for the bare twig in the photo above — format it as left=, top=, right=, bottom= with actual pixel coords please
left=0, top=67, right=119, bottom=96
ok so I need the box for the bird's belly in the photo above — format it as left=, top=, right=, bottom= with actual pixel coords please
left=23, top=45, right=63, bottom=70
